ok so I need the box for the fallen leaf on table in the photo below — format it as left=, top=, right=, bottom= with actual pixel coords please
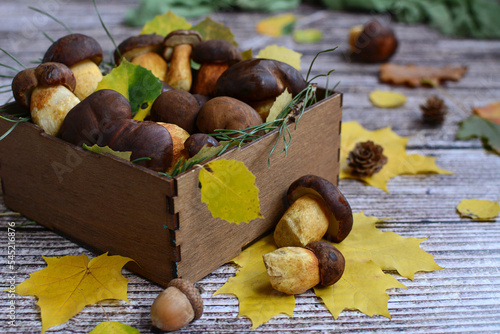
left=379, top=63, right=467, bottom=87
left=266, top=89, right=293, bottom=123
left=256, top=45, right=302, bottom=71
left=369, top=90, right=407, bottom=108
left=140, top=10, right=191, bottom=35
left=456, top=115, right=500, bottom=154
left=457, top=199, right=500, bottom=220
left=293, top=28, right=323, bottom=43
left=199, top=159, right=263, bottom=224
left=340, top=121, right=452, bottom=192
left=215, top=212, right=442, bottom=327
left=89, top=321, right=140, bottom=334
left=192, top=17, right=238, bottom=46
left=256, top=13, right=296, bottom=37
left=473, top=101, right=500, bottom=125
left=83, top=144, right=132, bottom=161
left=12, top=253, right=132, bottom=333
left=96, top=60, right=162, bottom=120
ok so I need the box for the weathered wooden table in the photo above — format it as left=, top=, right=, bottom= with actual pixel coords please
left=1, top=1, right=499, bottom=333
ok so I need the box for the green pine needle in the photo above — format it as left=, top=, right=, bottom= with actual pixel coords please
left=28, top=6, right=73, bottom=33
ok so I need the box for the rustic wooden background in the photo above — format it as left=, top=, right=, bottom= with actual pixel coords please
left=1, top=0, right=499, bottom=333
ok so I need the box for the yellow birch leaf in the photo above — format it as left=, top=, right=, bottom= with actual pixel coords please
left=215, top=235, right=294, bottom=328
left=369, top=90, right=407, bottom=108
left=256, top=14, right=296, bottom=37
left=256, top=45, right=302, bottom=71
left=83, top=144, right=132, bottom=161
left=457, top=198, right=500, bottom=220
left=293, top=28, right=323, bottom=43
left=266, top=89, right=293, bottom=123
left=315, top=260, right=406, bottom=319
left=140, top=10, right=191, bottom=36
left=199, top=159, right=263, bottom=224
left=13, top=253, right=132, bottom=333
left=89, top=321, right=140, bottom=334
left=340, top=121, right=452, bottom=192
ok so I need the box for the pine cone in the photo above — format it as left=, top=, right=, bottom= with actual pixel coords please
left=420, top=95, right=448, bottom=125
left=348, top=141, right=388, bottom=177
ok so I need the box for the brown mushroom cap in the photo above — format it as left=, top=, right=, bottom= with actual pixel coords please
left=215, top=58, right=307, bottom=104
left=196, top=96, right=262, bottom=135
left=150, top=90, right=200, bottom=134
left=167, top=278, right=204, bottom=321
left=60, top=89, right=132, bottom=146
left=11, top=67, right=38, bottom=109
left=34, top=62, right=76, bottom=92
left=192, top=39, right=242, bottom=64
left=42, top=33, right=103, bottom=67
left=306, top=241, right=345, bottom=286
left=184, top=133, right=220, bottom=157
left=114, top=34, right=165, bottom=65
left=163, top=30, right=202, bottom=60
left=287, top=175, right=353, bottom=243
left=352, top=20, right=398, bottom=63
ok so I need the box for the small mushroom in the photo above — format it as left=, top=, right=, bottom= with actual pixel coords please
left=275, top=175, right=353, bottom=246
left=11, top=67, right=37, bottom=109
left=151, top=278, right=203, bottom=332
left=42, top=33, right=103, bottom=100
left=114, top=34, right=167, bottom=81
left=305, top=241, right=345, bottom=286
left=191, top=39, right=242, bottom=96
left=215, top=58, right=307, bottom=121
left=150, top=90, right=200, bottom=134
left=195, top=96, right=262, bottom=136
left=184, top=133, right=220, bottom=157
left=60, top=89, right=132, bottom=146
left=27, top=62, right=80, bottom=136
left=162, top=30, right=202, bottom=91
left=349, top=20, right=398, bottom=63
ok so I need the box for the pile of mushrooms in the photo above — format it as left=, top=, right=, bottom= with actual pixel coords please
left=10, top=29, right=309, bottom=174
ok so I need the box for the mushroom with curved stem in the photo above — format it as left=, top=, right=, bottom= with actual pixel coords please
left=114, top=34, right=167, bottom=81
left=42, top=33, right=103, bottom=100
left=162, top=30, right=202, bottom=91
left=274, top=175, right=353, bottom=247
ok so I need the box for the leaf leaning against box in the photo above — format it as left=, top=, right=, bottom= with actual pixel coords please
left=140, top=10, right=192, bottom=35
left=95, top=60, right=163, bottom=120
left=83, top=144, right=132, bottom=161
left=266, top=89, right=293, bottom=123
left=457, top=198, right=500, bottom=220
left=192, top=17, right=238, bottom=46
left=256, top=45, right=302, bottom=71
left=457, top=115, right=500, bottom=154
left=199, top=159, right=263, bottom=224
left=12, top=253, right=133, bottom=334
left=89, top=321, right=141, bottom=334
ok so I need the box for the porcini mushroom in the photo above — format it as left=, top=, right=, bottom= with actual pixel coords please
left=27, top=62, right=80, bottom=136
left=114, top=34, right=167, bottom=81
left=195, top=96, right=262, bottom=136
left=150, top=89, right=200, bottom=134
left=11, top=67, right=37, bottom=109
left=349, top=20, right=398, bottom=63
left=274, top=175, right=353, bottom=247
left=191, top=39, right=242, bottom=96
left=162, top=30, right=202, bottom=91
left=215, top=58, right=308, bottom=121
left=42, top=33, right=103, bottom=100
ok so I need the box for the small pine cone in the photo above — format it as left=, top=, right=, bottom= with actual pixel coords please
left=348, top=141, right=388, bottom=177
left=420, top=96, right=448, bottom=125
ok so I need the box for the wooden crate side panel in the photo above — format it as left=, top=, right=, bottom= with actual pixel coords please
left=0, top=120, right=177, bottom=285
left=173, top=94, right=342, bottom=282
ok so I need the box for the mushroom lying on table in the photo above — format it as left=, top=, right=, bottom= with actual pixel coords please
left=42, top=34, right=103, bottom=100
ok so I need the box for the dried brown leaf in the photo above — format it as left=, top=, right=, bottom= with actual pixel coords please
left=379, top=63, right=467, bottom=87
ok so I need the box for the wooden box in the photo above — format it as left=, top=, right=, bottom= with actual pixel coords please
left=0, top=91, right=342, bottom=287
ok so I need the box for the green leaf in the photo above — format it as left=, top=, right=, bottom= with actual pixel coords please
left=192, top=17, right=238, bottom=46
left=140, top=10, right=192, bottom=36
left=89, top=321, right=140, bottom=334
left=199, top=159, right=263, bottom=224
left=457, top=115, right=500, bottom=154
left=83, top=144, right=132, bottom=161
left=95, top=60, right=162, bottom=119
left=293, top=28, right=323, bottom=43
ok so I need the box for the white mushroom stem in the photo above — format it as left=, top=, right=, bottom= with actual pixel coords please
left=30, top=85, right=80, bottom=136
left=69, top=59, right=103, bottom=100
left=164, top=44, right=193, bottom=91
left=131, top=52, right=168, bottom=82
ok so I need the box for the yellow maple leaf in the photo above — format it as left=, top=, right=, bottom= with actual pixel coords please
left=256, top=45, right=302, bottom=71
left=214, top=212, right=442, bottom=326
left=13, top=253, right=132, bottom=333
left=457, top=198, right=500, bottom=220
left=256, top=13, right=296, bottom=37
left=340, top=121, right=452, bottom=192
left=369, top=90, right=407, bottom=108
left=89, top=321, right=140, bottom=334
left=199, top=159, right=263, bottom=224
